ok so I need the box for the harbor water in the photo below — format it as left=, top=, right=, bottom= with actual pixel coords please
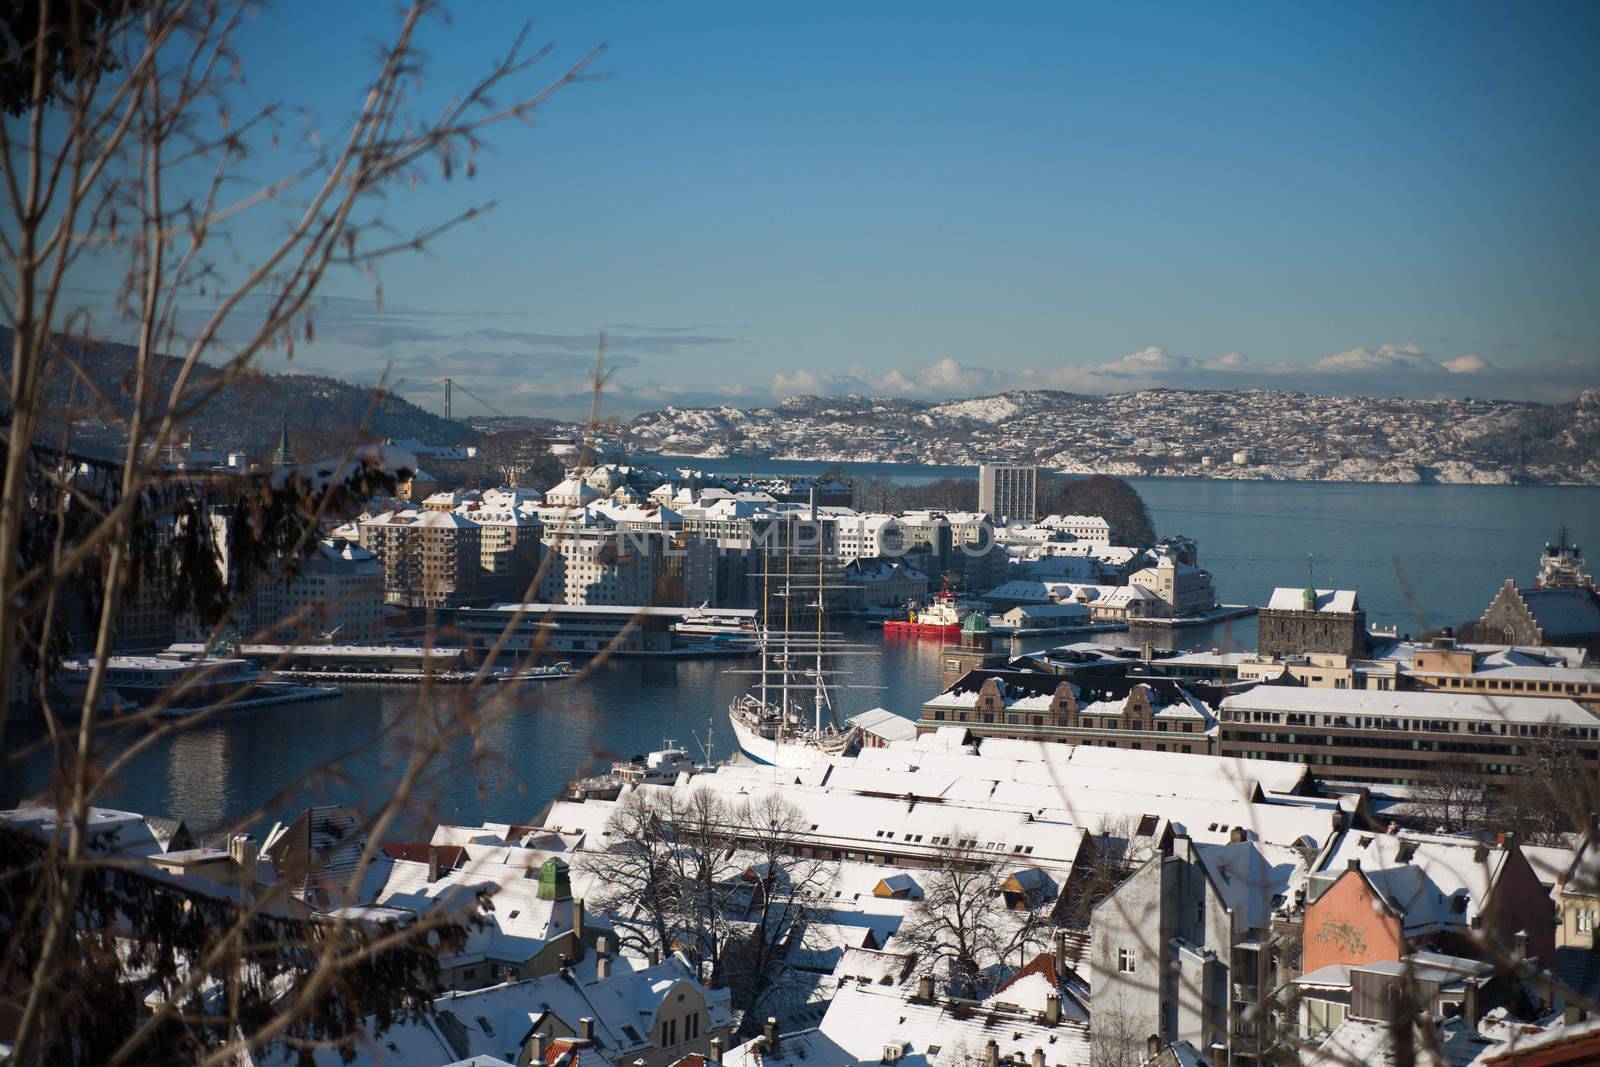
left=9, top=474, right=1597, bottom=837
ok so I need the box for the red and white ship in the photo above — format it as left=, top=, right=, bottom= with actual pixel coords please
left=883, top=582, right=963, bottom=638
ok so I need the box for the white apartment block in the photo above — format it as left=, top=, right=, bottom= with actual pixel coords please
left=979, top=462, right=1039, bottom=524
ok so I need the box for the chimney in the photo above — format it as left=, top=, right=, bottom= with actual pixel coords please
left=1031, top=1050, right=1045, bottom=1067
left=529, top=1032, right=546, bottom=1064
left=596, top=953, right=612, bottom=980
left=917, top=974, right=934, bottom=1000
left=1347, top=857, right=1361, bottom=872
left=984, top=1039, right=999, bottom=1067
left=1515, top=930, right=1530, bottom=961
left=764, top=1017, right=780, bottom=1056
left=229, top=834, right=256, bottom=896
left=572, top=897, right=585, bottom=941
left=428, top=844, right=442, bottom=883
left=1044, top=992, right=1061, bottom=1025
left=710, top=1037, right=725, bottom=1063
left=1462, top=981, right=1480, bottom=1027
left=579, top=1017, right=594, bottom=1042
left=1564, top=1001, right=1586, bottom=1026
left=1229, top=826, right=1246, bottom=844
left=1052, top=929, right=1067, bottom=978
left=1147, top=1035, right=1162, bottom=1060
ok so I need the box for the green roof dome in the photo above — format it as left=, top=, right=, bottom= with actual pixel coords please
left=962, top=610, right=989, bottom=634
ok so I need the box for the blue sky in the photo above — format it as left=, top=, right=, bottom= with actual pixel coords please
left=122, top=2, right=1600, bottom=416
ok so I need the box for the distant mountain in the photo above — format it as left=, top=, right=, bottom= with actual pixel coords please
left=0, top=329, right=474, bottom=456
left=620, top=386, right=1600, bottom=485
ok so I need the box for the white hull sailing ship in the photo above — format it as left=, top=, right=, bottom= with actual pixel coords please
left=726, top=545, right=878, bottom=768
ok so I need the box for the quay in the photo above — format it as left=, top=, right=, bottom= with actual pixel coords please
left=151, top=683, right=341, bottom=720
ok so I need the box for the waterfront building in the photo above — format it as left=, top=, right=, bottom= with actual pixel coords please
left=454, top=603, right=755, bottom=656
left=1475, top=580, right=1600, bottom=657
left=537, top=508, right=656, bottom=607
left=939, top=609, right=1005, bottom=688
left=978, top=462, right=1039, bottom=524
left=917, top=667, right=1223, bottom=752
left=1216, top=685, right=1600, bottom=787
left=358, top=507, right=482, bottom=608
left=1128, top=554, right=1218, bottom=617
left=1256, top=586, right=1369, bottom=660
left=275, top=539, right=387, bottom=641
left=837, top=556, right=929, bottom=610
left=460, top=504, right=542, bottom=603
left=997, top=602, right=1093, bottom=632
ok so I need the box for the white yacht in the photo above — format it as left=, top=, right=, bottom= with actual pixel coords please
left=566, top=740, right=703, bottom=800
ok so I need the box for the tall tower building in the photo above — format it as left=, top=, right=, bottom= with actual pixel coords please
left=978, top=462, right=1037, bottom=524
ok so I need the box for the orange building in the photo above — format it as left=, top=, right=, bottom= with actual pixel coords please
left=1303, top=830, right=1557, bottom=975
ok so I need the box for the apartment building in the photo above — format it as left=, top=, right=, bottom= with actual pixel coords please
left=358, top=508, right=482, bottom=608
left=978, top=462, right=1039, bottom=524
left=1217, top=685, right=1600, bottom=787
left=918, top=668, right=1223, bottom=753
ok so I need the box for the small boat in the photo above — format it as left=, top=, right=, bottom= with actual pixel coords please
left=566, top=740, right=701, bottom=799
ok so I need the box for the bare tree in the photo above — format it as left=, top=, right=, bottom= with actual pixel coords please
left=895, top=834, right=1051, bottom=999
left=583, top=788, right=686, bottom=960
left=1500, top=717, right=1598, bottom=845
left=1411, top=754, right=1492, bottom=834
left=582, top=786, right=739, bottom=973
left=0, top=3, right=604, bottom=1064
left=722, top=793, right=833, bottom=1025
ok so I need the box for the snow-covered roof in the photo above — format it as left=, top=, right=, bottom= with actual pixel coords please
left=848, top=708, right=920, bottom=743
left=1267, top=587, right=1359, bottom=612
left=724, top=979, right=1090, bottom=1067
left=1220, top=685, right=1600, bottom=726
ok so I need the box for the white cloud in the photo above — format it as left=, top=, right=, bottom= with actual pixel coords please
left=764, top=341, right=1587, bottom=408
left=1442, top=353, right=1492, bottom=373
left=1310, top=342, right=1440, bottom=374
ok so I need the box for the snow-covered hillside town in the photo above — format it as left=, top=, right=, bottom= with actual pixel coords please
left=610, top=388, right=1600, bottom=485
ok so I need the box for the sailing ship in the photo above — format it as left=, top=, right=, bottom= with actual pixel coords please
left=726, top=546, right=878, bottom=768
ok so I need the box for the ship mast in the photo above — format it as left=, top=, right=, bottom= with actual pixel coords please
left=815, top=543, right=826, bottom=733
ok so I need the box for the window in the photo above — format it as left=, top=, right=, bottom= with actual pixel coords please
left=1579, top=908, right=1597, bottom=933
left=1118, top=948, right=1136, bottom=973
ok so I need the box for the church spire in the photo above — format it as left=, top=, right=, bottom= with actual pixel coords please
left=1303, top=553, right=1317, bottom=611
left=270, top=413, right=292, bottom=465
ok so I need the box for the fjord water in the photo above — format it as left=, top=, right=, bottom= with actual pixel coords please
left=13, top=474, right=1597, bottom=836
